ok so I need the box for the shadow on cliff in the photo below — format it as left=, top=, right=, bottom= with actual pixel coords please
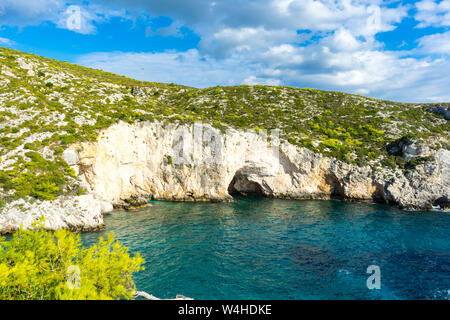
left=228, top=171, right=265, bottom=198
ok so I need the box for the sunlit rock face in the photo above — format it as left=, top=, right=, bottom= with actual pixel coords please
left=2, top=120, right=448, bottom=233
left=67, top=121, right=449, bottom=211
left=0, top=194, right=111, bottom=234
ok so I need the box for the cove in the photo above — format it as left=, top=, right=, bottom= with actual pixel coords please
left=81, top=197, right=450, bottom=300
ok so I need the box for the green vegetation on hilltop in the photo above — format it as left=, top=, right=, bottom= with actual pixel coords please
left=0, top=46, right=448, bottom=203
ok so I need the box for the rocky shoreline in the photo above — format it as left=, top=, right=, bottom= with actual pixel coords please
left=0, top=194, right=111, bottom=234
left=0, top=120, right=448, bottom=234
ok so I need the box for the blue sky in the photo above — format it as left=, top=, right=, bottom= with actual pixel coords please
left=0, top=0, right=449, bottom=102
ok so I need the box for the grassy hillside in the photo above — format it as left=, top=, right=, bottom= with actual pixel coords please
left=0, top=46, right=448, bottom=203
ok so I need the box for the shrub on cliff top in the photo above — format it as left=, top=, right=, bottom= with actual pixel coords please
left=0, top=220, right=144, bottom=300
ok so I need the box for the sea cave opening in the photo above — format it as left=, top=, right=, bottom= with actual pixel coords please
left=227, top=171, right=264, bottom=198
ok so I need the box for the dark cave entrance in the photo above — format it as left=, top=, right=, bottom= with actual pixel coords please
left=227, top=171, right=265, bottom=198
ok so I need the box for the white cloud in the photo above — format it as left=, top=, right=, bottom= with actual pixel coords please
left=323, top=28, right=362, bottom=52
left=243, top=75, right=282, bottom=86
left=199, top=27, right=297, bottom=58
left=0, top=1, right=125, bottom=34
left=0, top=0, right=65, bottom=27
left=1, top=0, right=449, bottom=102
left=415, top=0, right=450, bottom=27
left=95, top=0, right=408, bottom=57
left=70, top=1, right=449, bottom=102
left=0, top=0, right=409, bottom=50
left=418, top=31, right=450, bottom=54
left=56, top=5, right=97, bottom=34
left=55, top=3, right=126, bottom=34
left=76, top=49, right=258, bottom=88
left=0, top=37, right=16, bottom=46
left=77, top=42, right=450, bottom=103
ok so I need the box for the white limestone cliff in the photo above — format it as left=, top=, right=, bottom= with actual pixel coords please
left=1, top=120, right=448, bottom=233
left=72, top=121, right=449, bottom=210
left=0, top=194, right=111, bottom=233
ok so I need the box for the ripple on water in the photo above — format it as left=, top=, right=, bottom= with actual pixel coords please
left=81, top=197, right=450, bottom=300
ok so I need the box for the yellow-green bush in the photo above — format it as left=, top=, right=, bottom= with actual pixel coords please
left=0, top=221, right=144, bottom=300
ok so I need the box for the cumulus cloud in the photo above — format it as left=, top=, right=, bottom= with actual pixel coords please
left=0, top=0, right=65, bottom=27
left=0, top=0, right=125, bottom=34
left=322, top=28, right=362, bottom=52
left=55, top=5, right=97, bottom=34
left=243, top=75, right=282, bottom=86
left=55, top=3, right=126, bottom=34
left=1, top=0, right=449, bottom=102
left=199, top=27, right=297, bottom=58
left=415, top=0, right=450, bottom=27
left=0, top=37, right=16, bottom=46
left=91, top=1, right=450, bottom=102
left=93, top=0, right=408, bottom=57
left=248, top=34, right=449, bottom=101
left=0, top=0, right=410, bottom=54
left=77, top=41, right=450, bottom=102
left=418, top=30, right=450, bottom=54
left=76, top=49, right=258, bottom=88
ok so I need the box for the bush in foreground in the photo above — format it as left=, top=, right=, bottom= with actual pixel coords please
left=0, top=220, right=144, bottom=300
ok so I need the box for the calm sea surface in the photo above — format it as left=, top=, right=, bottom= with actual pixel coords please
left=82, top=197, right=450, bottom=299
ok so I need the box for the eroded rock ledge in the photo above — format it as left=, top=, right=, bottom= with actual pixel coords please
left=1, top=120, right=448, bottom=233
left=0, top=194, right=112, bottom=234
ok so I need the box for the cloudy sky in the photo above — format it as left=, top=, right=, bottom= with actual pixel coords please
left=0, top=0, right=449, bottom=102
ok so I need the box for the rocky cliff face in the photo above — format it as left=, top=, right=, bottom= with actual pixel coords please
left=1, top=120, right=448, bottom=233
left=1, top=47, right=449, bottom=233
left=0, top=194, right=112, bottom=233
left=68, top=121, right=449, bottom=210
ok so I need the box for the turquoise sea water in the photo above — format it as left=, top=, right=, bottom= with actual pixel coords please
left=82, top=197, right=450, bottom=300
